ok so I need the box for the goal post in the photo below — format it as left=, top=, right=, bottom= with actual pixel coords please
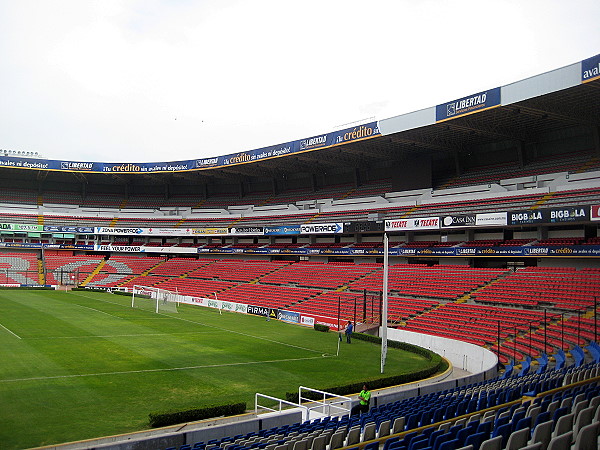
left=131, top=285, right=180, bottom=313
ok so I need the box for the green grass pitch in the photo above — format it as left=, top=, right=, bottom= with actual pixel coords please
left=0, top=289, right=435, bottom=449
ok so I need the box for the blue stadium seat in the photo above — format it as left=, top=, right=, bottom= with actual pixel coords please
left=437, top=439, right=459, bottom=450
left=463, top=431, right=487, bottom=450
left=490, top=422, right=512, bottom=447
left=432, top=432, right=453, bottom=450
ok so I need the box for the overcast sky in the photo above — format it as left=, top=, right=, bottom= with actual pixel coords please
left=0, top=1, right=598, bottom=163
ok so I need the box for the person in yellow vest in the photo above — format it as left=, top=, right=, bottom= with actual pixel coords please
left=351, top=383, right=371, bottom=415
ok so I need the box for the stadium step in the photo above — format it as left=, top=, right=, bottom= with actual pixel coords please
left=174, top=218, right=186, bottom=227
left=339, top=188, right=356, bottom=200
left=37, top=259, right=45, bottom=284
left=530, top=192, right=555, bottom=209
left=81, top=260, right=107, bottom=287
left=400, top=206, right=420, bottom=218
left=142, top=260, right=169, bottom=276
left=575, top=156, right=600, bottom=173
left=303, top=212, right=322, bottom=224
left=257, top=195, right=274, bottom=207
left=109, top=217, right=119, bottom=227
left=459, top=275, right=504, bottom=303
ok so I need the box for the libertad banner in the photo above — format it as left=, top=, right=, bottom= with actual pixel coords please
left=436, top=87, right=501, bottom=122
left=0, top=122, right=380, bottom=174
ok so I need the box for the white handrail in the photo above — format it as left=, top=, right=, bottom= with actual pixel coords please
left=255, top=393, right=308, bottom=416
left=298, top=386, right=352, bottom=418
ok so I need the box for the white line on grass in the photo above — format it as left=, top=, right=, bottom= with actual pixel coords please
left=73, top=292, right=327, bottom=355
left=73, top=304, right=124, bottom=319
left=25, top=331, right=220, bottom=340
left=0, top=322, right=22, bottom=339
left=0, top=355, right=330, bottom=383
left=172, top=314, right=325, bottom=355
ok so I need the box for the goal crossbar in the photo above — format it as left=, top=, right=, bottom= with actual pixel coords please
left=131, top=285, right=180, bottom=313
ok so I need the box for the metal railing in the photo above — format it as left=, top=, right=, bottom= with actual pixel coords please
left=255, top=393, right=308, bottom=417
left=298, top=386, right=351, bottom=419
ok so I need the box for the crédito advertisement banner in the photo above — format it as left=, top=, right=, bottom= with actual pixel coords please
left=0, top=122, right=380, bottom=174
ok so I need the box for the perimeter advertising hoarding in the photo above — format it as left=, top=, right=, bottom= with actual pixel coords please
left=94, top=244, right=197, bottom=254
left=0, top=223, right=43, bottom=232
left=264, top=226, right=301, bottom=235
left=582, top=53, right=600, bottom=83
left=300, top=223, right=343, bottom=234
left=0, top=122, right=379, bottom=174
left=230, top=226, right=264, bottom=235
left=547, top=207, right=588, bottom=223
left=343, top=221, right=384, bottom=233
left=44, top=225, right=95, bottom=233
left=509, top=210, right=546, bottom=225
left=436, top=87, right=501, bottom=122
left=385, top=217, right=440, bottom=232
left=475, top=213, right=507, bottom=227
left=300, top=313, right=342, bottom=331
left=191, top=228, right=229, bottom=235
left=247, top=305, right=278, bottom=319
left=96, top=226, right=211, bottom=237
left=277, top=310, right=300, bottom=324
left=523, top=246, right=600, bottom=257
left=178, top=296, right=249, bottom=314
left=509, top=207, right=589, bottom=225
left=440, top=215, right=476, bottom=228
left=591, top=205, right=600, bottom=221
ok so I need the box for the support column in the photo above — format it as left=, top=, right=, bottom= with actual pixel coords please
left=516, top=140, right=524, bottom=168
left=454, top=151, right=462, bottom=177
left=593, top=126, right=600, bottom=156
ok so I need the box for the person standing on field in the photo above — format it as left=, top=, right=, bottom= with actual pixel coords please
left=345, top=321, right=353, bottom=343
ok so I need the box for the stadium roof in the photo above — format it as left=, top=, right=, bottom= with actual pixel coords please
left=2, top=53, right=599, bottom=186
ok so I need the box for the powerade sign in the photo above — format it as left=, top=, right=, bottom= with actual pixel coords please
left=96, top=227, right=143, bottom=235
left=300, top=223, right=343, bottom=234
left=582, top=53, right=600, bottom=83
left=436, top=87, right=501, bottom=122
left=0, top=122, right=379, bottom=174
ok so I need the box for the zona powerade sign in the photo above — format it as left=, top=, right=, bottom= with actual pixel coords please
left=436, top=87, right=501, bottom=122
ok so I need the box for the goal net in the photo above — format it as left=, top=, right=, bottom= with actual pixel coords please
left=131, top=285, right=180, bottom=313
